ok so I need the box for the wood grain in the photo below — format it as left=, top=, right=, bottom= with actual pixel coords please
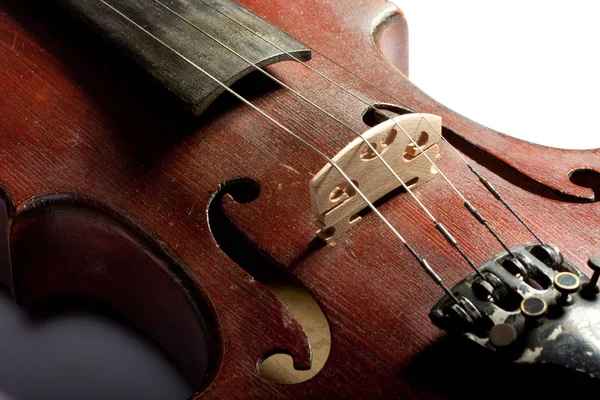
left=1, top=0, right=600, bottom=398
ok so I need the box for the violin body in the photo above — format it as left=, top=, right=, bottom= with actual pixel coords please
left=1, top=0, right=600, bottom=398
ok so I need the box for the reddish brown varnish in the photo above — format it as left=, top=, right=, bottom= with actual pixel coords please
left=1, top=0, right=600, bottom=398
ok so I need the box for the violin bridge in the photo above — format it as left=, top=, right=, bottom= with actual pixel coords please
left=309, top=113, right=442, bottom=241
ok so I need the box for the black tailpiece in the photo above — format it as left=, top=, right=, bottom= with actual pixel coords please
left=430, top=243, right=600, bottom=378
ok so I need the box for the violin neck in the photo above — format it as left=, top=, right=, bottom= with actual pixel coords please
left=56, top=0, right=311, bottom=115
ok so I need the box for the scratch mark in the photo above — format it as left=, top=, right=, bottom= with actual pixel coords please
left=283, top=164, right=301, bottom=175
left=188, top=200, right=197, bottom=216
left=11, top=31, right=18, bottom=49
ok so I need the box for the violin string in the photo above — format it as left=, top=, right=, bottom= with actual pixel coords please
left=199, top=0, right=544, bottom=247
left=153, top=0, right=486, bottom=281
left=395, top=117, right=518, bottom=258
left=98, top=0, right=463, bottom=305
left=193, top=0, right=543, bottom=250
left=421, top=118, right=545, bottom=245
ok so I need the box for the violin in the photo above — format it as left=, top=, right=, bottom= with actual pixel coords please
left=2, top=0, right=600, bottom=398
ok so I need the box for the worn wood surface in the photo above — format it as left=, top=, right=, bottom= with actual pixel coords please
left=1, top=0, right=600, bottom=398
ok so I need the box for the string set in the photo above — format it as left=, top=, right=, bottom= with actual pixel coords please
left=194, top=0, right=543, bottom=249
left=99, top=0, right=543, bottom=306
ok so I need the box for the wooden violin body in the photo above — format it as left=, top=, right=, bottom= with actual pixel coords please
left=1, top=0, right=600, bottom=398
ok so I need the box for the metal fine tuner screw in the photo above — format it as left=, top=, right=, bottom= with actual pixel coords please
left=554, top=272, right=581, bottom=305
left=585, top=256, right=600, bottom=293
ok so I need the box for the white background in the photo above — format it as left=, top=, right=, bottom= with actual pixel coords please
left=393, top=1, right=600, bottom=150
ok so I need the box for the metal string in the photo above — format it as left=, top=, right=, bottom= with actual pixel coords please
left=395, top=117, right=518, bottom=258
left=97, top=0, right=462, bottom=304
left=421, top=118, right=545, bottom=245
left=196, top=0, right=544, bottom=247
left=152, top=0, right=486, bottom=280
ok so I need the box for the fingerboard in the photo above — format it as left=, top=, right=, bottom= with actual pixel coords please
left=56, top=0, right=311, bottom=116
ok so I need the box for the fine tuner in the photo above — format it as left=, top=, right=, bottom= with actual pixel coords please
left=311, top=110, right=600, bottom=378
left=431, top=243, right=600, bottom=377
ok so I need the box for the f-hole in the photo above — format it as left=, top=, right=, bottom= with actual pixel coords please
left=361, top=103, right=414, bottom=127
left=207, top=178, right=330, bottom=384
left=569, top=168, right=600, bottom=202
